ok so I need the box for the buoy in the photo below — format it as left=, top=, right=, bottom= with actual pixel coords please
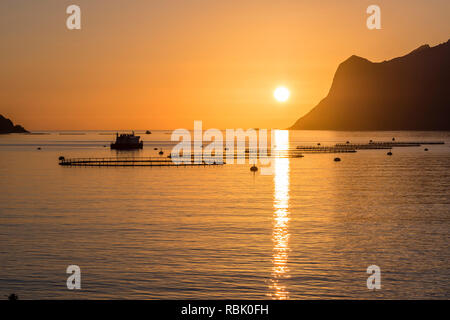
left=317, top=143, right=321, bottom=146
left=250, top=164, right=258, bottom=172
left=369, top=140, right=373, bottom=143
left=154, top=147, right=158, bottom=150
left=334, top=157, right=341, bottom=162
left=37, top=147, right=41, bottom=150
left=387, top=151, right=392, bottom=156
left=392, top=137, right=395, bottom=141
left=346, top=141, right=350, bottom=144
left=159, top=149, right=164, bottom=155
left=58, top=156, right=65, bottom=161
left=424, top=148, right=429, bottom=151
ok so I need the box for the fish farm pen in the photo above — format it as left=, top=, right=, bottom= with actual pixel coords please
left=58, top=141, right=444, bottom=167
left=334, top=141, right=445, bottom=149
left=334, top=143, right=393, bottom=150
left=295, top=146, right=358, bottom=153
left=368, top=141, right=445, bottom=145
left=58, top=154, right=303, bottom=167
left=58, top=157, right=225, bottom=167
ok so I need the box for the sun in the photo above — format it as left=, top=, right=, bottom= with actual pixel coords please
left=274, top=86, right=290, bottom=102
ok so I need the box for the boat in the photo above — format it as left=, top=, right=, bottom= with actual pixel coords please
left=145, top=130, right=152, bottom=134
left=110, top=132, right=143, bottom=150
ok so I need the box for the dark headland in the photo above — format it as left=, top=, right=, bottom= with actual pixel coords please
left=290, top=39, right=450, bottom=130
left=0, top=115, right=29, bottom=134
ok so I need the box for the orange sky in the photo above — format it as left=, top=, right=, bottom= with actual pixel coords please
left=0, top=0, right=449, bottom=130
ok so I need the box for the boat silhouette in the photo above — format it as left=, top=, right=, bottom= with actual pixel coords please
left=110, top=132, right=143, bottom=150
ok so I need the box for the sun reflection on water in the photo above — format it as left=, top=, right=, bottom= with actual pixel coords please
left=268, top=130, right=291, bottom=299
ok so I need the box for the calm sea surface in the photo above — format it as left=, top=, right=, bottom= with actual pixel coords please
left=0, top=130, right=449, bottom=299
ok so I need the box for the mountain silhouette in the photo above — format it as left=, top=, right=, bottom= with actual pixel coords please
left=290, top=39, right=450, bottom=130
left=0, top=115, right=28, bottom=134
